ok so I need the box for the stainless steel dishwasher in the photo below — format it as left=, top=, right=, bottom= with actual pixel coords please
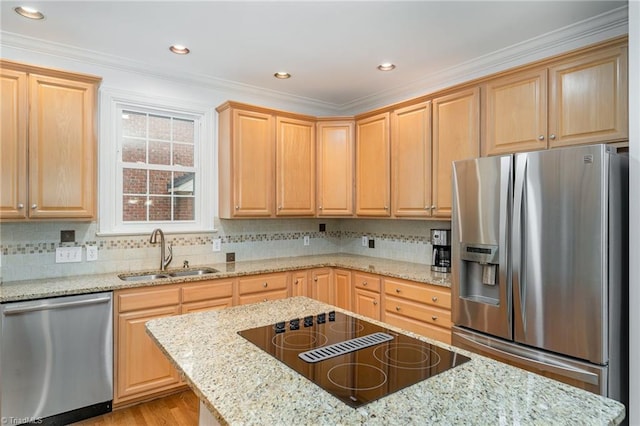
left=0, top=292, right=113, bottom=425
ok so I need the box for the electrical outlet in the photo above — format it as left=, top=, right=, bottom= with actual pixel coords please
left=304, top=235, right=310, bottom=246
left=212, top=238, right=222, bottom=252
left=368, top=239, right=375, bottom=249
left=55, top=247, right=82, bottom=263
left=86, top=245, right=98, bottom=261
left=319, top=223, right=326, bottom=232
left=362, top=236, right=368, bottom=247
left=226, top=252, right=235, bottom=262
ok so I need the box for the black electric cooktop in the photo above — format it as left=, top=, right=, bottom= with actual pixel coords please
left=238, top=311, right=470, bottom=408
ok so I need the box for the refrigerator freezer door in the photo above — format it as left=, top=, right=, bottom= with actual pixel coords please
left=452, top=326, right=608, bottom=396
left=452, top=155, right=512, bottom=339
left=513, top=145, right=608, bottom=364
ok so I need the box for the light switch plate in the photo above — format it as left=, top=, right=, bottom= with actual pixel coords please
left=212, top=238, right=222, bottom=252
left=303, top=235, right=310, bottom=246
left=362, top=236, right=368, bottom=247
left=55, top=247, right=82, bottom=263
left=86, top=245, right=98, bottom=261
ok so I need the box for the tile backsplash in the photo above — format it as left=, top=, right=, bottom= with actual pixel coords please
left=0, top=218, right=450, bottom=282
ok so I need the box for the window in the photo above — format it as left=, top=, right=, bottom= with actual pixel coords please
left=99, top=90, right=215, bottom=235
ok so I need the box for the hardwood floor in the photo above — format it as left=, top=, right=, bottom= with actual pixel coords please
left=73, top=390, right=199, bottom=425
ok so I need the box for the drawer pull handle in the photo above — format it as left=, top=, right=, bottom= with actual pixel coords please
left=432, top=296, right=438, bottom=302
left=263, top=298, right=268, bottom=302
left=263, top=282, right=268, bottom=288
left=395, top=288, right=401, bottom=293
left=395, top=306, right=401, bottom=311
left=373, top=300, right=378, bottom=305
left=432, top=315, right=438, bottom=321
left=314, top=277, right=318, bottom=282
left=363, top=281, right=368, bottom=286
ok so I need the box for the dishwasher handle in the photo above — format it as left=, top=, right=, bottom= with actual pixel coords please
left=2, top=295, right=112, bottom=316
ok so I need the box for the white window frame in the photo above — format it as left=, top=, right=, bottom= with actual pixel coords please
left=99, top=89, right=216, bottom=235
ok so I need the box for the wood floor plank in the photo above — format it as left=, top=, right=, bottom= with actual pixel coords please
left=72, top=390, right=198, bottom=426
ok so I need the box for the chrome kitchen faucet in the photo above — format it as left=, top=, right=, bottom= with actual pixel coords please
left=149, top=228, right=173, bottom=271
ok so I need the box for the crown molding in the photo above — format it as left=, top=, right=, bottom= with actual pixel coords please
left=341, top=5, right=629, bottom=114
left=0, top=5, right=628, bottom=116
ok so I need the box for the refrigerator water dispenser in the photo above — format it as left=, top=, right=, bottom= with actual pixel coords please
left=458, top=243, right=499, bottom=304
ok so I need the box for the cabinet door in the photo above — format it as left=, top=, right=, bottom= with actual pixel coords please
left=115, top=305, right=183, bottom=406
left=548, top=45, right=628, bottom=147
left=0, top=68, right=27, bottom=219
left=333, top=269, right=352, bottom=310
left=276, top=116, right=315, bottom=216
left=310, top=268, right=333, bottom=304
left=354, top=288, right=380, bottom=320
left=231, top=109, right=275, bottom=217
left=432, top=87, right=480, bottom=218
left=28, top=73, right=96, bottom=219
left=482, top=68, right=548, bottom=156
left=291, top=270, right=309, bottom=297
left=391, top=101, right=432, bottom=217
left=316, top=121, right=354, bottom=216
left=356, top=113, right=390, bottom=216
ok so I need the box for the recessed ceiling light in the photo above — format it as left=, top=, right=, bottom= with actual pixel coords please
left=377, top=63, right=396, bottom=72
left=14, top=6, right=45, bottom=20
left=274, top=72, right=291, bottom=79
left=169, top=44, right=190, bottom=55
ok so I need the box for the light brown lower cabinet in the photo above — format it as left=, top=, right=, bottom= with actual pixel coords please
left=114, top=285, right=185, bottom=408
left=352, top=271, right=381, bottom=320
left=181, top=279, right=234, bottom=314
left=310, top=268, right=333, bottom=305
left=383, top=277, right=452, bottom=344
left=237, top=272, right=289, bottom=305
left=291, top=270, right=309, bottom=297
left=333, top=269, right=352, bottom=310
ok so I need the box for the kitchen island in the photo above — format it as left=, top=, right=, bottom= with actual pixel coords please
left=146, top=297, right=625, bottom=425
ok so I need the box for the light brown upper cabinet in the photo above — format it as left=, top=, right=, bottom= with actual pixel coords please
left=482, top=68, right=548, bottom=156
left=316, top=120, right=354, bottom=216
left=276, top=116, right=315, bottom=216
left=0, top=61, right=100, bottom=221
left=432, top=87, right=480, bottom=218
left=483, top=43, right=627, bottom=155
left=218, top=104, right=275, bottom=218
left=391, top=101, right=433, bottom=217
left=548, top=44, right=628, bottom=148
left=355, top=112, right=390, bottom=217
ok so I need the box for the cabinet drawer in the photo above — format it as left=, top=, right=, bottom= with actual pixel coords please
left=182, top=298, right=233, bottom=314
left=353, top=272, right=381, bottom=292
left=385, top=295, right=451, bottom=329
left=384, top=312, right=451, bottom=345
left=182, top=279, right=234, bottom=303
left=238, top=289, right=289, bottom=305
left=238, top=273, right=288, bottom=295
left=117, top=286, right=181, bottom=313
left=384, top=277, right=451, bottom=309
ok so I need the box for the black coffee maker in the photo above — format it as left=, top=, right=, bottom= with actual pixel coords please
left=431, top=229, right=451, bottom=273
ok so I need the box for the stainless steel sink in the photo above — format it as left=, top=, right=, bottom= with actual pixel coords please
left=167, top=267, right=219, bottom=277
left=118, top=273, right=171, bottom=281
left=118, top=267, right=218, bottom=281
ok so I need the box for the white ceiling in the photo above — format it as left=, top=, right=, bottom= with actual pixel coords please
left=0, top=1, right=628, bottom=113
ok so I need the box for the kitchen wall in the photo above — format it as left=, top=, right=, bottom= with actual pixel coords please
left=0, top=218, right=448, bottom=282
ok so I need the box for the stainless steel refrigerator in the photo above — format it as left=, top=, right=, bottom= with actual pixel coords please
left=450, top=144, right=628, bottom=406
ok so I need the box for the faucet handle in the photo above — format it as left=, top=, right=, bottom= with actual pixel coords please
left=164, top=243, right=173, bottom=269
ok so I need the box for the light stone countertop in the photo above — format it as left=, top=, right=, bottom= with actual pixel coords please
left=146, top=297, right=626, bottom=426
left=0, top=253, right=448, bottom=303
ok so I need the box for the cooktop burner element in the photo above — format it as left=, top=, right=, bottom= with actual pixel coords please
left=238, top=311, right=470, bottom=408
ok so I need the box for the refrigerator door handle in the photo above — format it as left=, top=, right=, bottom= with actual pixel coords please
left=512, top=154, right=527, bottom=338
left=453, top=331, right=599, bottom=386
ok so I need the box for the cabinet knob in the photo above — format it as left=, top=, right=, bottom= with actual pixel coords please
left=395, top=288, right=401, bottom=293
left=395, top=306, right=401, bottom=311
left=549, top=134, right=556, bottom=140
left=263, top=282, right=268, bottom=288
left=17, top=203, right=24, bottom=209
left=362, top=281, right=367, bottom=286
left=432, top=296, right=438, bottom=302
left=31, top=204, right=37, bottom=209
left=314, top=277, right=318, bottom=282
left=538, top=135, right=545, bottom=141
left=373, top=300, right=378, bottom=305
left=431, top=205, right=436, bottom=210
left=294, top=279, right=299, bottom=285
left=384, top=206, right=388, bottom=210
left=278, top=205, right=282, bottom=210
left=432, top=315, right=438, bottom=321
left=318, top=206, right=323, bottom=210
left=235, top=205, right=239, bottom=210
left=263, top=298, right=268, bottom=302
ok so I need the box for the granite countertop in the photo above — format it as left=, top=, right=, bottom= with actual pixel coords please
left=0, top=254, right=449, bottom=303
left=146, top=297, right=625, bottom=425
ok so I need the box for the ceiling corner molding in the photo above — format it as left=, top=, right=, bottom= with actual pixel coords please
left=342, top=5, right=629, bottom=115
left=0, top=30, right=342, bottom=115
